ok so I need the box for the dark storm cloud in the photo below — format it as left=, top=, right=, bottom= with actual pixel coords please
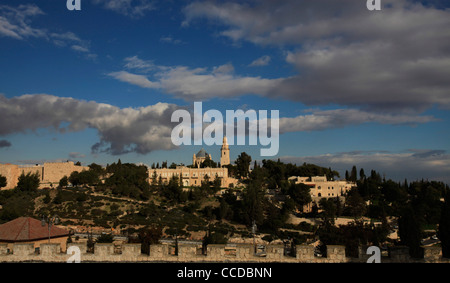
left=184, top=0, right=450, bottom=112
left=0, top=140, right=11, bottom=148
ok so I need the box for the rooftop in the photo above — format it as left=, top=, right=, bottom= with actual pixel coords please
left=196, top=148, right=209, bottom=158
left=0, top=217, right=70, bottom=242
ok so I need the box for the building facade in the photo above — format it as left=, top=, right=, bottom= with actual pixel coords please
left=0, top=217, right=71, bottom=252
left=192, top=148, right=212, bottom=168
left=152, top=137, right=237, bottom=188
left=220, top=136, right=230, bottom=166
left=0, top=161, right=89, bottom=190
left=288, top=175, right=356, bottom=200
left=149, top=166, right=238, bottom=188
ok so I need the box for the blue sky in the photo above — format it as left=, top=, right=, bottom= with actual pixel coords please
left=1, top=0, right=450, bottom=183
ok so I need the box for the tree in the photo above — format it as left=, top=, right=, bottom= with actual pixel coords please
left=235, top=152, right=252, bottom=179
left=203, top=226, right=228, bottom=245
left=438, top=189, right=450, bottom=258
left=359, top=168, right=366, bottom=181
left=104, top=161, right=150, bottom=200
left=150, top=170, right=158, bottom=188
left=69, top=171, right=81, bottom=187
left=0, top=174, right=6, bottom=189
left=241, top=176, right=265, bottom=226
left=350, top=165, right=357, bottom=182
left=59, top=176, right=68, bottom=188
left=17, top=172, right=40, bottom=191
left=96, top=233, right=114, bottom=243
left=163, top=175, right=183, bottom=203
left=88, top=163, right=105, bottom=178
left=319, top=198, right=337, bottom=224
left=345, top=189, right=367, bottom=219
left=201, top=156, right=217, bottom=168
left=288, top=182, right=312, bottom=212
left=398, top=205, right=423, bottom=258
left=43, top=190, right=51, bottom=204
left=129, top=226, right=162, bottom=255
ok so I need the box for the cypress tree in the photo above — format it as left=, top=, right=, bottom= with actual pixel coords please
left=350, top=166, right=357, bottom=182
left=438, top=188, right=450, bottom=258
left=398, top=205, right=423, bottom=258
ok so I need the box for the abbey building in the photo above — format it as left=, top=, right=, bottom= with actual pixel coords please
left=151, top=137, right=238, bottom=188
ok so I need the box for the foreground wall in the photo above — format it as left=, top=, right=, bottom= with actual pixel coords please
left=0, top=243, right=448, bottom=263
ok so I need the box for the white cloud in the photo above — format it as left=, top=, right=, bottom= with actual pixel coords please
left=108, top=71, right=160, bottom=89
left=0, top=4, right=46, bottom=40
left=0, top=4, right=96, bottom=59
left=123, top=56, right=155, bottom=72
left=92, top=0, right=155, bottom=18
left=249, top=55, right=271, bottom=67
left=109, top=59, right=284, bottom=100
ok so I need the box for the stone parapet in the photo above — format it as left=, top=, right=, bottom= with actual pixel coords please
left=0, top=242, right=447, bottom=263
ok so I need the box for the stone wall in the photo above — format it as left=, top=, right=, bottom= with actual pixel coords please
left=0, top=242, right=448, bottom=263
left=0, top=164, right=20, bottom=190
left=0, top=162, right=89, bottom=190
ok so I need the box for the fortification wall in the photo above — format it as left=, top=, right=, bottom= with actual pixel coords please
left=0, top=164, right=20, bottom=190
left=0, top=162, right=89, bottom=190
left=0, top=242, right=447, bottom=263
left=42, top=162, right=89, bottom=186
left=21, top=166, right=44, bottom=180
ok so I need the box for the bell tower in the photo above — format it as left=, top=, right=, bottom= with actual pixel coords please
left=220, top=136, right=230, bottom=167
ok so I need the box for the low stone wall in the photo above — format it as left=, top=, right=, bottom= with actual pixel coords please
left=0, top=242, right=448, bottom=263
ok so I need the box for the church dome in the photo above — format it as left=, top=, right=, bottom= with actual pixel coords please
left=196, top=148, right=208, bottom=158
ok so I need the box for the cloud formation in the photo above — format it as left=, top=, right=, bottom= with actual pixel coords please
left=109, top=59, right=284, bottom=100
left=0, top=94, right=180, bottom=155
left=249, top=55, right=271, bottom=67
left=0, top=4, right=45, bottom=40
left=183, top=0, right=450, bottom=112
left=278, top=109, right=438, bottom=133
left=0, top=140, right=11, bottom=148
left=0, top=4, right=96, bottom=58
left=0, top=92, right=438, bottom=157
left=92, top=0, right=155, bottom=18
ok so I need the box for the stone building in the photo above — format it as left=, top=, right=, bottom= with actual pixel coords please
left=150, top=166, right=238, bottom=188
left=151, top=137, right=238, bottom=188
left=220, top=136, right=230, bottom=166
left=0, top=217, right=71, bottom=252
left=0, top=161, right=89, bottom=190
left=192, top=148, right=212, bottom=168
left=288, top=175, right=356, bottom=200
